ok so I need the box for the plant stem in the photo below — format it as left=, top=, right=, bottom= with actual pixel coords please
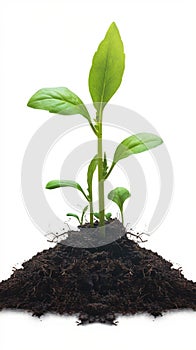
left=121, top=209, right=124, bottom=225
left=89, top=201, right=94, bottom=227
left=97, top=111, right=105, bottom=227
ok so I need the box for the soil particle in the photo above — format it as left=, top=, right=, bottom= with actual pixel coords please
left=0, top=220, right=195, bottom=325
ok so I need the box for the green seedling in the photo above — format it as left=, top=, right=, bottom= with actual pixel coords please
left=27, top=22, right=163, bottom=227
left=66, top=205, right=88, bottom=226
left=108, top=187, right=130, bottom=225
left=93, top=212, right=112, bottom=221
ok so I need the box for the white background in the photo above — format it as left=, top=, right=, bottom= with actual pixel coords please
left=0, top=0, right=196, bottom=349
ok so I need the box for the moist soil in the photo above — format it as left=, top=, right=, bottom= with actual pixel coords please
left=0, top=220, right=195, bottom=325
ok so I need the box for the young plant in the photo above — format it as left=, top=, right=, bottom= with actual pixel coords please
left=27, top=22, right=163, bottom=227
left=108, top=187, right=130, bottom=225
left=66, top=205, right=88, bottom=226
left=93, top=212, right=112, bottom=221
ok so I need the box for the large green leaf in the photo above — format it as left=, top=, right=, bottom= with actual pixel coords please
left=113, top=133, right=163, bottom=164
left=27, top=87, right=91, bottom=122
left=108, top=187, right=131, bottom=212
left=89, top=22, right=125, bottom=114
left=45, top=180, right=89, bottom=201
left=87, top=155, right=98, bottom=199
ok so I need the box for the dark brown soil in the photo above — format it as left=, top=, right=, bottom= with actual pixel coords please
left=0, top=220, right=195, bottom=325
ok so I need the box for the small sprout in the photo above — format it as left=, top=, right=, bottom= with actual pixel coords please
left=67, top=205, right=88, bottom=226
left=105, top=212, right=112, bottom=220
left=93, top=212, right=112, bottom=221
left=108, top=187, right=131, bottom=224
left=81, top=205, right=88, bottom=225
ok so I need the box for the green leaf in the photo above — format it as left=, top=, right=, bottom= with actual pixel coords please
left=93, top=212, right=100, bottom=219
left=113, top=133, right=163, bottom=164
left=89, top=22, right=125, bottom=114
left=108, top=187, right=131, bottom=212
left=27, top=87, right=91, bottom=122
left=66, top=213, right=80, bottom=224
left=45, top=180, right=89, bottom=201
left=81, top=205, right=88, bottom=225
left=93, top=212, right=112, bottom=220
left=87, top=155, right=98, bottom=199
left=105, top=212, right=112, bottom=220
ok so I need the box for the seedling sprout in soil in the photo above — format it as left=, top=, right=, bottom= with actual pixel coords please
left=27, top=22, right=163, bottom=228
left=0, top=23, right=195, bottom=326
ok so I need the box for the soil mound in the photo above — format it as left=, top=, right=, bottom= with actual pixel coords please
left=0, top=220, right=195, bottom=325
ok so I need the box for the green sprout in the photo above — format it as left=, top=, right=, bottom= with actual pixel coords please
left=66, top=205, right=88, bottom=226
left=27, top=22, right=163, bottom=227
left=108, top=187, right=130, bottom=225
left=93, top=212, right=112, bottom=221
